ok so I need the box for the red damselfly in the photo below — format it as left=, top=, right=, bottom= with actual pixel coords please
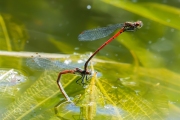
left=78, top=21, right=143, bottom=76
left=26, top=56, right=91, bottom=101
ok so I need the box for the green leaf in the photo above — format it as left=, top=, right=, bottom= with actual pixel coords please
left=1, top=53, right=178, bottom=120
left=55, top=62, right=170, bottom=120
left=56, top=72, right=123, bottom=120
left=1, top=71, right=76, bottom=120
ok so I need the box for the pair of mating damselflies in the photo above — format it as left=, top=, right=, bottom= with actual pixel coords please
left=27, top=21, right=143, bottom=101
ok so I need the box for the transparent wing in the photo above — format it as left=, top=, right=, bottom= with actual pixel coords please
left=26, top=57, right=75, bottom=71
left=78, top=23, right=124, bottom=41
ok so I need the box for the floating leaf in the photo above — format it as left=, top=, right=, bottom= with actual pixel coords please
left=56, top=71, right=123, bottom=120
left=1, top=70, right=77, bottom=120
left=55, top=62, right=169, bottom=120
left=0, top=52, right=177, bottom=120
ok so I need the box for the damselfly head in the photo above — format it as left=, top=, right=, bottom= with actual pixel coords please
left=135, top=21, right=143, bottom=29
left=75, top=68, right=83, bottom=73
left=124, top=21, right=143, bottom=31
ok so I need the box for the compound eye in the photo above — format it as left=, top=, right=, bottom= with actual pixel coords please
left=136, top=21, right=143, bottom=29
left=76, top=68, right=82, bottom=72
left=76, top=68, right=80, bottom=71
